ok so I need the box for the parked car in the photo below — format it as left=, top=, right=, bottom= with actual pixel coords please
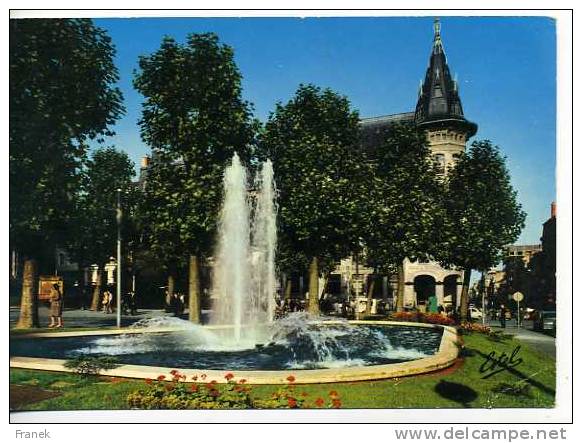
left=534, top=311, right=556, bottom=332
left=469, top=307, right=483, bottom=320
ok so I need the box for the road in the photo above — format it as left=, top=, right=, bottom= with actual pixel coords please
left=485, top=318, right=556, bottom=358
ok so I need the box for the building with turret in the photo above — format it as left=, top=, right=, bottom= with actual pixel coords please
left=340, top=19, right=479, bottom=311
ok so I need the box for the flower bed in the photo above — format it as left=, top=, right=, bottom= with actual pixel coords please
left=127, top=370, right=342, bottom=410
left=389, top=311, right=456, bottom=326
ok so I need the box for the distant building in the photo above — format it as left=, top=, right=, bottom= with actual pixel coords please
left=506, top=244, right=543, bottom=267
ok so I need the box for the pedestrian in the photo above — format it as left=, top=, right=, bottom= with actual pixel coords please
left=499, top=304, right=506, bottom=328
left=80, top=285, right=89, bottom=310
left=48, top=283, right=63, bottom=328
left=102, top=289, right=113, bottom=314
left=129, top=291, right=138, bottom=316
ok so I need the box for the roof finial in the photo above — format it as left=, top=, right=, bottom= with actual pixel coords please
left=434, top=17, right=441, bottom=39
left=432, top=18, right=443, bottom=54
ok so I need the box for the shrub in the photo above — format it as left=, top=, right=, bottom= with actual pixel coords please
left=389, top=311, right=455, bottom=326
left=64, top=356, right=119, bottom=377
left=458, top=322, right=492, bottom=334
left=127, top=371, right=342, bottom=410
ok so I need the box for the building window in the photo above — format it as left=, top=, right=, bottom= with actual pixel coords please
left=434, top=153, right=446, bottom=174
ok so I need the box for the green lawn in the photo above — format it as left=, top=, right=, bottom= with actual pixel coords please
left=10, top=331, right=555, bottom=410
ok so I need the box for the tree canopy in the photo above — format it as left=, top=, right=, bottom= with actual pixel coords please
left=443, top=140, right=526, bottom=272
left=10, top=18, right=124, bottom=259
left=134, top=33, right=257, bottom=261
left=67, top=147, right=137, bottom=268
left=442, top=139, right=526, bottom=319
left=260, top=84, right=365, bottom=266
left=363, top=123, right=445, bottom=275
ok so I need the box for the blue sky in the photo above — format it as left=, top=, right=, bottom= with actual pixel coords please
left=93, top=16, right=556, bottom=246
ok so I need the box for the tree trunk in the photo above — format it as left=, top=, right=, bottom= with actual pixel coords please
left=90, top=269, right=102, bottom=311
left=365, top=275, right=376, bottom=316
left=396, top=263, right=405, bottom=312
left=460, top=268, right=472, bottom=322
left=15, top=258, right=39, bottom=329
left=188, top=255, right=201, bottom=323
left=284, top=278, right=292, bottom=302
left=308, top=256, right=319, bottom=315
left=167, top=273, right=175, bottom=307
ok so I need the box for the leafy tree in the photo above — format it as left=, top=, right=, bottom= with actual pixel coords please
left=134, top=33, right=256, bottom=322
left=68, top=147, right=137, bottom=310
left=10, top=19, right=124, bottom=328
left=442, top=140, right=526, bottom=321
left=260, top=84, right=365, bottom=314
left=363, top=123, right=446, bottom=312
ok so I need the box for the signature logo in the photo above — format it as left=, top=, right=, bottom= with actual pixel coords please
left=479, top=345, right=523, bottom=379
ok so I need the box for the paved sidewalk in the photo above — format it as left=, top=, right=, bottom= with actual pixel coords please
left=10, top=307, right=210, bottom=329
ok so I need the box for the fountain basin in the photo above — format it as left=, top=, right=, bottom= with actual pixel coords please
left=10, top=321, right=459, bottom=384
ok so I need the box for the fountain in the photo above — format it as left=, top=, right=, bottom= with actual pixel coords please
left=10, top=154, right=458, bottom=383
left=209, top=153, right=278, bottom=347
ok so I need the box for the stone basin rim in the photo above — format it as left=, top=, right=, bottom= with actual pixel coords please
left=10, top=321, right=459, bottom=384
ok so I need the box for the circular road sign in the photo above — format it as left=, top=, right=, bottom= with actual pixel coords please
left=512, top=291, right=524, bottom=302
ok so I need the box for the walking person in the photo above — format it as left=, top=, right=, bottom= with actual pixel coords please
left=129, top=291, right=138, bottom=316
left=102, top=289, right=113, bottom=314
left=48, top=283, right=63, bottom=328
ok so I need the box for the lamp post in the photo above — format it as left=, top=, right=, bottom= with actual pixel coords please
left=116, top=188, right=122, bottom=328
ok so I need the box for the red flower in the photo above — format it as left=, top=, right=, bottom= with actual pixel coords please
left=287, top=398, right=297, bottom=408
left=190, top=384, right=199, bottom=392
left=286, top=375, right=296, bottom=383
left=224, top=373, right=234, bottom=381
left=170, top=369, right=179, bottom=376
left=165, top=384, right=174, bottom=392
left=145, top=378, right=153, bottom=385
left=209, top=389, right=220, bottom=397
left=329, top=390, right=338, bottom=398
left=315, top=397, right=325, bottom=407
left=157, top=375, right=166, bottom=381
left=332, top=398, right=342, bottom=408
left=238, top=379, right=247, bottom=384
left=210, top=380, right=217, bottom=384
left=205, top=383, right=214, bottom=389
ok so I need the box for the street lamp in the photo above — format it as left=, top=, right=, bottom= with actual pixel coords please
left=116, top=188, right=122, bottom=328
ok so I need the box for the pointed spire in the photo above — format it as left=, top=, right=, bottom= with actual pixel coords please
left=415, top=18, right=477, bottom=138
left=433, top=18, right=443, bottom=54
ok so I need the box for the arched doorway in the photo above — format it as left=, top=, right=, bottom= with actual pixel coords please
left=414, top=275, right=436, bottom=309
left=443, top=275, right=459, bottom=308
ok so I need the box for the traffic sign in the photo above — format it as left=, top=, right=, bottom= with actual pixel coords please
left=512, top=291, right=524, bottom=302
